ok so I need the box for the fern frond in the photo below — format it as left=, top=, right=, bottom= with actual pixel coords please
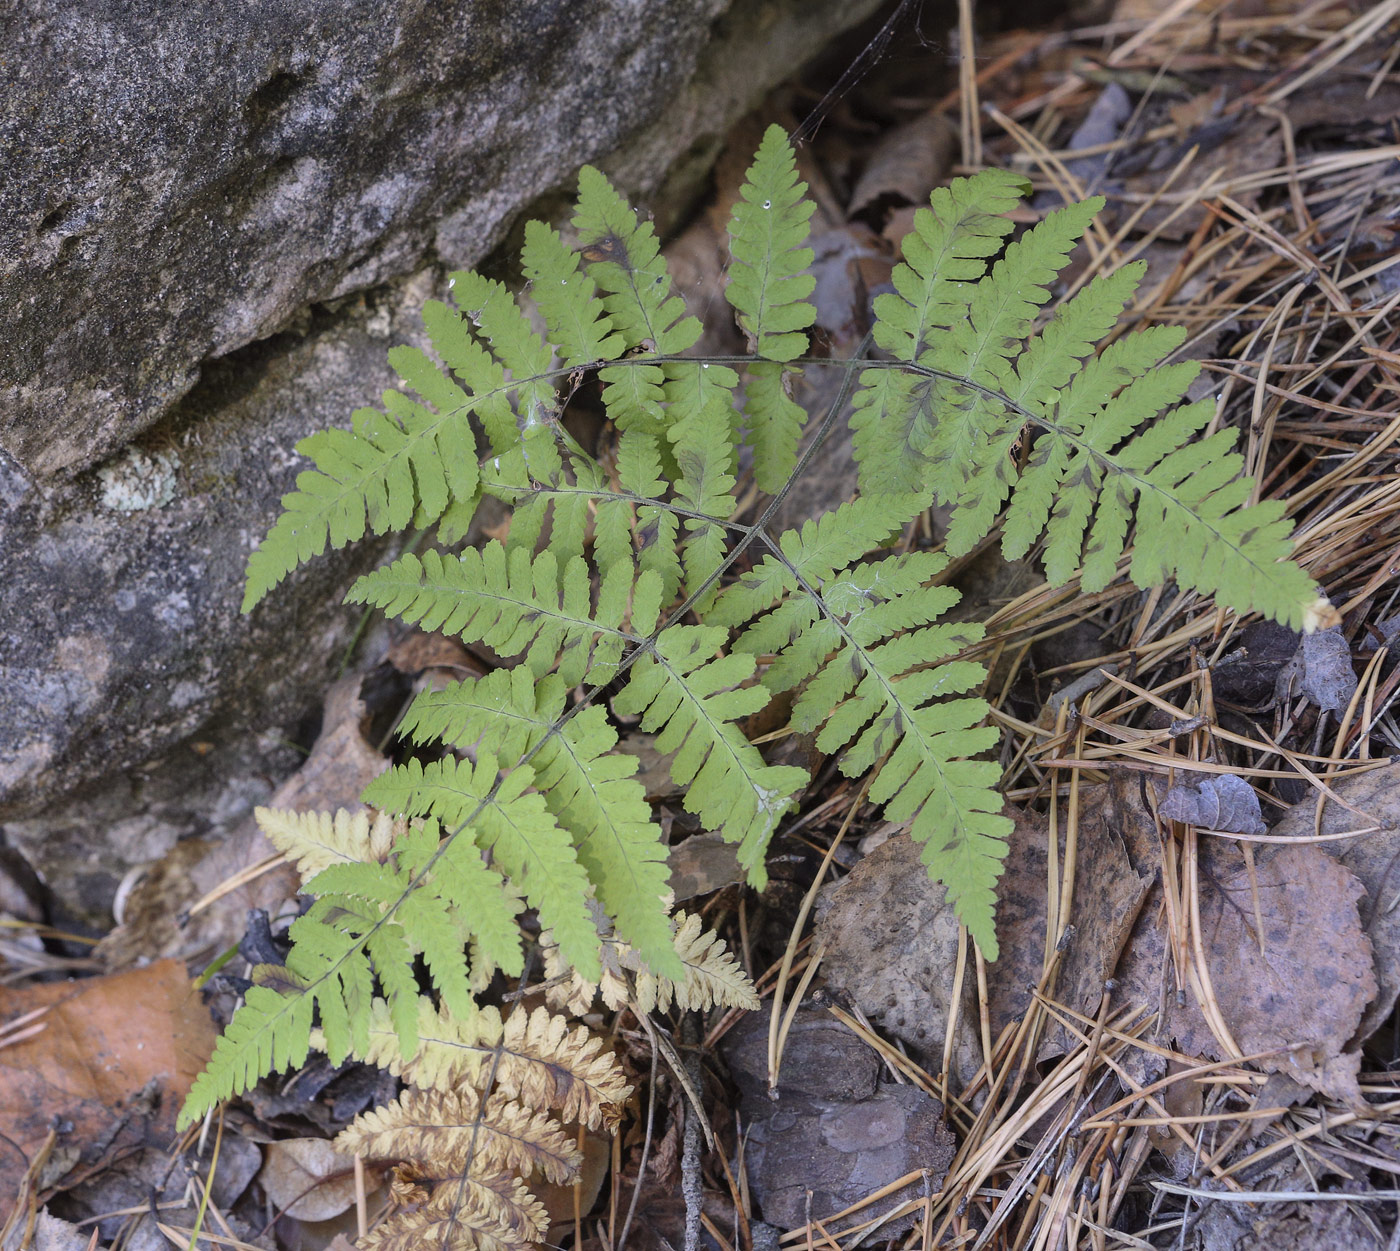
left=911, top=196, right=1104, bottom=509
left=726, top=125, right=817, bottom=492
left=614, top=624, right=809, bottom=884
left=337, top=1088, right=582, bottom=1185
left=715, top=511, right=1010, bottom=954
left=347, top=544, right=641, bottom=688
left=178, top=983, right=313, bottom=1129
left=254, top=806, right=399, bottom=879
left=351, top=999, right=630, bottom=1131
left=727, top=125, right=817, bottom=360
left=633, top=910, right=759, bottom=1013
left=364, top=754, right=600, bottom=980
left=573, top=165, right=700, bottom=440
left=243, top=397, right=481, bottom=613
left=667, top=363, right=739, bottom=609
left=362, top=1176, right=547, bottom=1251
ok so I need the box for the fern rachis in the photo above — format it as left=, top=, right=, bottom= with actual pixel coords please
left=186, top=126, right=1325, bottom=1157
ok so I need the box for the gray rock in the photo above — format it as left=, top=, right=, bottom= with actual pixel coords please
left=0, top=0, right=883, bottom=911
left=723, top=1008, right=955, bottom=1234
left=1, top=0, right=879, bottom=479
left=0, top=282, right=422, bottom=911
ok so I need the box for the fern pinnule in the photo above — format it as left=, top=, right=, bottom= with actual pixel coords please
left=347, top=543, right=640, bottom=687
left=726, top=122, right=817, bottom=490
left=180, top=984, right=315, bottom=1128
left=255, top=806, right=400, bottom=878
left=614, top=624, right=809, bottom=883
left=543, top=908, right=759, bottom=1015
left=521, top=219, right=625, bottom=369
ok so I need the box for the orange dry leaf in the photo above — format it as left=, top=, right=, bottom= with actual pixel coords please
left=0, top=959, right=216, bottom=1199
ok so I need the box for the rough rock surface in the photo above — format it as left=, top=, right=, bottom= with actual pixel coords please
left=723, top=1008, right=955, bottom=1233
left=1, top=0, right=876, bottom=479
left=0, top=0, right=882, bottom=916
left=0, top=285, right=421, bottom=915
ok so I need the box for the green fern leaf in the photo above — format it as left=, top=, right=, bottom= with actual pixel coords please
left=726, top=124, right=816, bottom=361
left=521, top=220, right=626, bottom=367
left=717, top=512, right=1010, bottom=953
left=572, top=167, right=701, bottom=356
left=178, top=982, right=314, bottom=1129
left=449, top=270, right=557, bottom=448
left=364, top=753, right=602, bottom=981
left=346, top=543, right=636, bottom=687
left=725, top=125, right=817, bottom=492
left=397, top=668, right=679, bottom=979
left=667, top=362, right=739, bottom=609
left=615, top=625, right=808, bottom=884
left=243, top=392, right=481, bottom=613
left=916, top=196, right=1103, bottom=509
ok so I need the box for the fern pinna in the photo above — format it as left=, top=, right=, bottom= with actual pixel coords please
left=184, top=126, right=1323, bottom=1132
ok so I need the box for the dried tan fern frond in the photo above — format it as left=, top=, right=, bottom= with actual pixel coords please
left=543, top=908, right=759, bottom=1015
left=492, top=1006, right=631, bottom=1131
left=351, top=998, right=630, bottom=1132
left=360, top=1173, right=547, bottom=1251
left=637, top=910, right=760, bottom=1012
left=336, top=1087, right=582, bottom=1185
left=255, top=805, right=402, bottom=878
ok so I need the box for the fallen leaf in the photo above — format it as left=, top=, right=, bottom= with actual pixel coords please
left=538, top=1126, right=612, bottom=1239
left=1062, top=81, right=1133, bottom=191
left=0, top=960, right=217, bottom=1202
left=847, top=108, right=956, bottom=218
left=1159, top=773, right=1266, bottom=836
left=386, top=629, right=483, bottom=676
left=815, top=826, right=982, bottom=1085
left=1270, top=758, right=1400, bottom=1042
left=2, top=1211, right=91, bottom=1251
left=1213, top=619, right=1300, bottom=706
left=817, top=803, right=1153, bottom=1083
left=1299, top=626, right=1358, bottom=713
left=990, top=797, right=1155, bottom=1055
left=666, top=832, right=744, bottom=903
left=1115, top=835, right=1374, bottom=1103
left=259, top=1136, right=364, bottom=1221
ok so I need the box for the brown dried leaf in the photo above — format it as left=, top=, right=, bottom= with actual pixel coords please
left=817, top=804, right=1152, bottom=1080
left=493, top=1008, right=632, bottom=1131
left=0, top=959, right=217, bottom=1202
left=848, top=108, right=957, bottom=218
left=989, top=797, right=1155, bottom=1053
left=356, top=1002, right=631, bottom=1133
left=666, top=831, right=743, bottom=902
left=1115, top=837, right=1375, bottom=1103
left=1159, top=773, right=1266, bottom=836
left=814, top=825, right=982, bottom=1085
left=386, top=629, right=483, bottom=676
left=259, top=1136, right=363, bottom=1221
left=1271, top=758, right=1400, bottom=1041
left=1299, top=626, right=1358, bottom=713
